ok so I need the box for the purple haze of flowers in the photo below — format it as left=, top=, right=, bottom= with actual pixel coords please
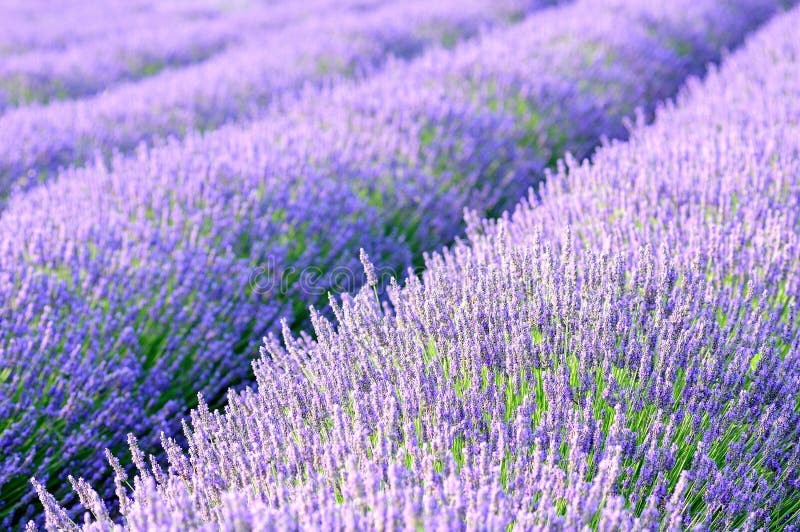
left=0, top=0, right=788, bottom=527
left=0, top=0, right=392, bottom=111
left=0, top=1, right=219, bottom=56
left=0, top=0, right=553, bottom=197
left=35, top=5, right=800, bottom=529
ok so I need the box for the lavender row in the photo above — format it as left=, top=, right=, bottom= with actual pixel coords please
left=0, top=2, right=562, bottom=523
left=0, top=0, right=393, bottom=111
left=0, top=0, right=785, bottom=527
left=0, top=0, right=547, bottom=197
left=0, top=1, right=214, bottom=56
left=0, top=0, right=332, bottom=56
left=41, top=5, right=800, bottom=529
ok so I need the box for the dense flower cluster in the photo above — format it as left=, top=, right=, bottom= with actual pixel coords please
left=0, top=0, right=552, bottom=196
left=0, top=0, right=787, bottom=527
left=37, top=6, right=800, bottom=529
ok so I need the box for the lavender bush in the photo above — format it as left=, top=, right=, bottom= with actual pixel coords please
left=0, top=0, right=551, bottom=196
left=0, top=0, right=788, bottom=527
left=37, top=5, right=800, bottom=528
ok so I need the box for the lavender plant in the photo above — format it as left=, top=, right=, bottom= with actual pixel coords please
left=0, top=0, right=551, bottom=197
left=38, top=5, right=800, bottom=529
left=0, top=0, right=787, bottom=527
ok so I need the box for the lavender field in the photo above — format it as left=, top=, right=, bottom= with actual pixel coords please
left=1, top=0, right=798, bottom=530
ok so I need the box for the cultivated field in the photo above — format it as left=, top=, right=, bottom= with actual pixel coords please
left=0, top=0, right=798, bottom=529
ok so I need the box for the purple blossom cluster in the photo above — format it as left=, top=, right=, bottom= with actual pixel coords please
left=0, top=0, right=551, bottom=197
left=0, top=0, right=789, bottom=527
left=35, top=5, right=800, bottom=529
